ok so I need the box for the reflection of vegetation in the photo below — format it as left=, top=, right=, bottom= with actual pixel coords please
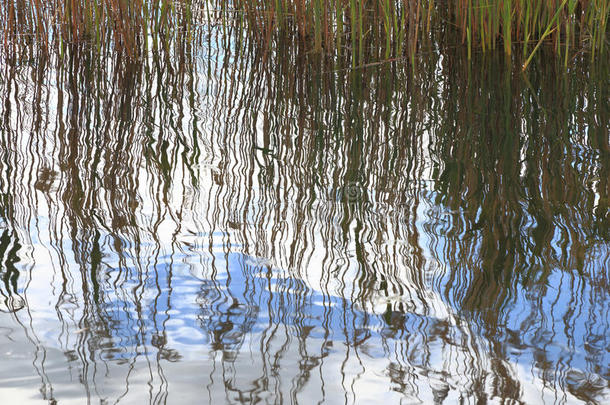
left=430, top=53, right=608, bottom=303
left=0, top=29, right=607, bottom=402
left=0, top=229, right=23, bottom=312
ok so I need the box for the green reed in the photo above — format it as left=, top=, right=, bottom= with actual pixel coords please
left=1, top=1, right=607, bottom=66
left=1, top=0, right=201, bottom=57
left=223, top=1, right=607, bottom=65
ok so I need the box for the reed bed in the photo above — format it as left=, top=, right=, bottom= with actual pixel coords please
left=1, top=1, right=608, bottom=67
left=1, top=0, right=207, bottom=56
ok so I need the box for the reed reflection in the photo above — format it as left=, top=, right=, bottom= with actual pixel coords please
left=0, top=37, right=607, bottom=404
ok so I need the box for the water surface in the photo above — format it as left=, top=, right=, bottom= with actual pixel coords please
left=0, top=41, right=608, bottom=404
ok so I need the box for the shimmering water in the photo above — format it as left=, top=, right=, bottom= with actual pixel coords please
left=0, top=39, right=608, bottom=404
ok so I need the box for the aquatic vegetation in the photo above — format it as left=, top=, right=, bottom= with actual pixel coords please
left=227, top=0, right=608, bottom=65
left=0, top=0, right=204, bottom=56
left=1, top=1, right=607, bottom=67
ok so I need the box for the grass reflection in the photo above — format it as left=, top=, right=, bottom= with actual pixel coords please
left=0, top=32, right=608, bottom=403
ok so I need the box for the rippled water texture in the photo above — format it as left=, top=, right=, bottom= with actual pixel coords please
left=0, top=38, right=608, bottom=404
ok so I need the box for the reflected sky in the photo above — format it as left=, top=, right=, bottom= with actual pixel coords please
left=0, top=33, right=608, bottom=404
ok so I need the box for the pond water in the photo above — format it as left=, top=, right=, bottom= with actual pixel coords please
left=0, top=38, right=608, bottom=404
